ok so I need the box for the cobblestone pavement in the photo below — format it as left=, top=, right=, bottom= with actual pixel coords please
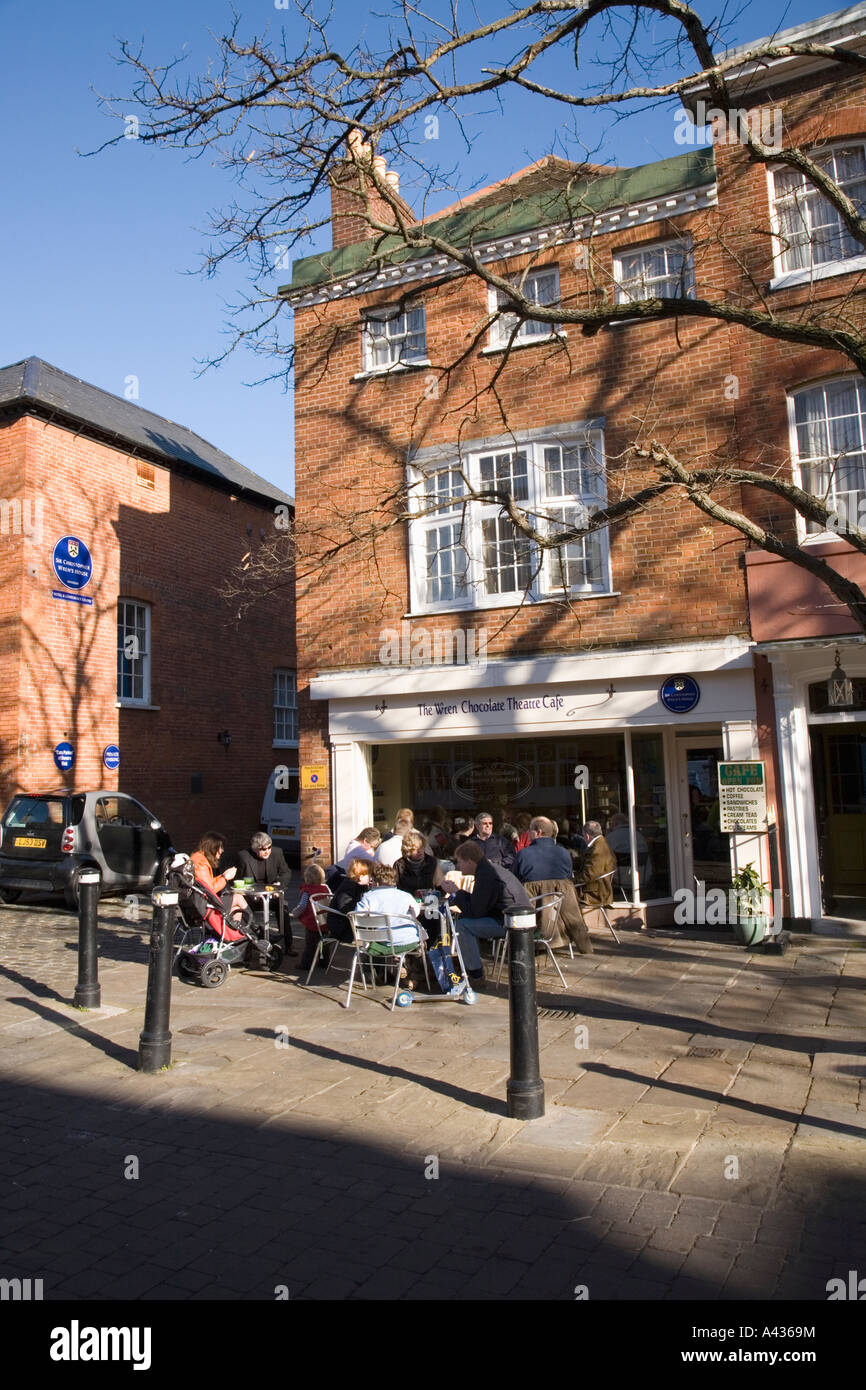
left=1, top=898, right=865, bottom=1301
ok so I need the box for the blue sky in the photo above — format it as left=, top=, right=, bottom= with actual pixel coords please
left=0, top=0, right=832, bottom=494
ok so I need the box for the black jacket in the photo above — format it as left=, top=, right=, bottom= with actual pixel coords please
left=453, top=857, right=531, bottom=924
left=395, top=853, right=438, bottom=894
left=236, top=847, right=293, bottom=890
left=327, top=875, right=365, bottom=941
left=467, top=831, right=516, bottom=872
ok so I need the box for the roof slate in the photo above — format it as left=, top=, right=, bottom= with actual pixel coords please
left=285, top=148, right=716, bottom=295
left=0, top=357, right=293, bottom=507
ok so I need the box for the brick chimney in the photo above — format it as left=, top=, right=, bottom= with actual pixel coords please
left=329, top=130, right=415, bottom=250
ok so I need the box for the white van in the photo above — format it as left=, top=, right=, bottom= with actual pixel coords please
left=260, top=767, right=300, bottom=863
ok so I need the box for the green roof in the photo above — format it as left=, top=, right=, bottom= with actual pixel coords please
left=284, top=148, right=716, bottom=296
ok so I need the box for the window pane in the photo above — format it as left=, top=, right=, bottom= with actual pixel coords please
left=481, top=516, right=532, bottom=594
left=792, top=379, right=866, bottom=531
left=479, top=451, right=529, bottom=501
left=365, top=305, right=426, bottom=367
left=425, top=524, right=468, bottom=603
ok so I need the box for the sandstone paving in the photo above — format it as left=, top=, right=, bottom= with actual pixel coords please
left=1, top=904, right=865, bottom=1299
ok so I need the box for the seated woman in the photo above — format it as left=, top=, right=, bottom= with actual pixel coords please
left=190, top=832, right=248, bottom=942
left=394, top=831, right=445, bottom=896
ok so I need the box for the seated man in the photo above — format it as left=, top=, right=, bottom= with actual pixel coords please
left=237, top=831, right=294, bottom=953
left=441, top=841, right=531, bottom=983
left=577, top=821, right=617, bottom=907
left=514, top=816, right=574, bottom=883
left=468, top=811, right=516, bottom=871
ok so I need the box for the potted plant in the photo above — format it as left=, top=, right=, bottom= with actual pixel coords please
left=730, top=862, right=772, bottom=947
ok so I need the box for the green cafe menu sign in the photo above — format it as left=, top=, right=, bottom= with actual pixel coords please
left=718, top=761, right=767, bottom=833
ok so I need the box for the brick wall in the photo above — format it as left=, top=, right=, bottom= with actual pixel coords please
left=0, top=412, right=295, bottom=856
left=294, top=57, right=866, bottom=860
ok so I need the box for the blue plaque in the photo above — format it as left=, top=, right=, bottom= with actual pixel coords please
left=660, top=675, right=700, bottom=713
left=103, top=745, right=120, bottom=770
left=53, top=741, right=75, bottom=771
left=52, top=536, right=93, bottom=590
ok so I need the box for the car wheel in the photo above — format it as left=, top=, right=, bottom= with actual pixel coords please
left=63, top=867, right=99, bottom=912
left=0, top=888, right=22, bottom=904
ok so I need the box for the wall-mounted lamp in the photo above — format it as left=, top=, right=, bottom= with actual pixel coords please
left=217, top=730, right=232, bottom=748
left=827, top=649, right=854, bottom=709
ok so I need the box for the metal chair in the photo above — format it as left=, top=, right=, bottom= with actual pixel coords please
left=346, top=912, right=431, bottom=1010
left=301, top=895, right=367, bottom=988
left=577, top=870, right=620, bottom=944
left=491, top=892, right=569, bottom=989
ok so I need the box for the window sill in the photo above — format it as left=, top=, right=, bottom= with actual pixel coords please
left=273, top=740, right=300, bottom=749
left=481, top=333, right=567, bottom=356
left=768, top=254, right=866, bottom=291
left=116, top=701, right=160, bottom=710
left=404, top=590, right=620, bottom=618
left=353, top=361, right=431, bottom=381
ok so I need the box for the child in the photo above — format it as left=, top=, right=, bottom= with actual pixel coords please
left=295, top=863, right=331, bottom=972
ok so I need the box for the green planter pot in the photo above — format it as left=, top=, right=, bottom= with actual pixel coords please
left=732, top=914, right=770, bottom=947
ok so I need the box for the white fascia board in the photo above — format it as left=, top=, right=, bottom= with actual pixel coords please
left=309, top=635, right=754, bottom=701
left=682, top=5, right=866, bottom=106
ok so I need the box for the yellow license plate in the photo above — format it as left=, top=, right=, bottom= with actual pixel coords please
left=14, top=836, right=47, bottom=848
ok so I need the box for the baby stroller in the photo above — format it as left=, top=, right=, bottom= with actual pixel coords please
left=169, top=854, right=284, bottom=988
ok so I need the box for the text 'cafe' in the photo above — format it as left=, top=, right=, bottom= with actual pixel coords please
left=309, top=636, right=768, bottom=926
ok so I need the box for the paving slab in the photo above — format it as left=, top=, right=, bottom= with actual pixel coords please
left=2, top=901, right=865, bottom=1301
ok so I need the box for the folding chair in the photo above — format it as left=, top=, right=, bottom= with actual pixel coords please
left=577, top=870, right=620, bottom=944
left=300, top=896, right=368, bottom=989
left=491, top=892, right=568, bottom=989
left=346, top=912, right=430, bottom=1010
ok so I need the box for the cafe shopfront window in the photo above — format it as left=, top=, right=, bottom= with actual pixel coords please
left=370, top=729, right=672, bottom=900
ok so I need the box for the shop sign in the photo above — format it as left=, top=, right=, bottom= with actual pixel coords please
left=718, top=761, right=767, bottom=833
left=301, top=765, right=328, bottom=790
left=660, top=675, right=700, bottom=713
left=451, top=760, right=534, bottom=803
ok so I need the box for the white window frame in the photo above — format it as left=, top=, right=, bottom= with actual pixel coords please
left=274, top=669, right=299, bottom=746
left=361, top=302, right=428, bottom=373
left=768, top=141, right=866, bottom=289
left=407, top=423, right=611, bottom=614
left=487, top=266, right=562, bottom=349
left=787, top=377, right=866, bottom=542
left=117, top=600, right=151, bottom=706
left=612, top=237, right=696, bottom=304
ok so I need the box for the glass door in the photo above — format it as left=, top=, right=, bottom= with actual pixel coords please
left=676, top=738, right=732, bottom=891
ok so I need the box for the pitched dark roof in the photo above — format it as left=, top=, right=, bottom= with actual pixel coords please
left=0, top=357, right=293, bottom=508
left=284, top=148, right=716, bottom=296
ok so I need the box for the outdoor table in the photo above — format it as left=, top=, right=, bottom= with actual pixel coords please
left=235, top=884, right=287, bottom=946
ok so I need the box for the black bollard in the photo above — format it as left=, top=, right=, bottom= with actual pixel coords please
left=138, top=885, right=178, bottom=1073
left=506, top=910, right=545, bottom=1120
left=73, top=870, right=102, bottom=1009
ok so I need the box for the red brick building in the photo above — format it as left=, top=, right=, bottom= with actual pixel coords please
left=284, top=4, right=866, bottom=927
left=0, top=358, right=296, bottom=855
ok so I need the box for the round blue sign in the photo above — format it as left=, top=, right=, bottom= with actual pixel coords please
left=53, top=741, right=75, bottom=771
left=660, top=675, right=701, bottom=713
left=52, top=536, right=93, bottom=590
left=103, top=744, right=120, bottom=770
